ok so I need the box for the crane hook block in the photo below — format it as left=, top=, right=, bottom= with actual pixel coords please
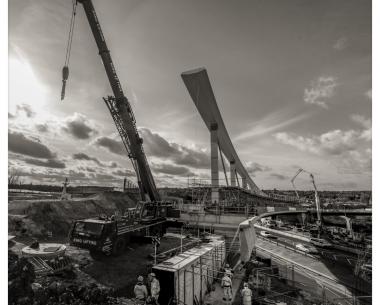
left=61, top=66, right=69, bottom=100
left=62, top=66, right=69, bottom=80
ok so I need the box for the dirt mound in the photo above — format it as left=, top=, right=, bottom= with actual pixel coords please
left=8, top=192, right=138, bottom=238
left=8, top=248, right=134, bottom=305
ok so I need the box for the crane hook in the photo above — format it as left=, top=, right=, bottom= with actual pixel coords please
left=61, top=0, right=77, bottom=100
left=61, top=66, right=69, bottom=100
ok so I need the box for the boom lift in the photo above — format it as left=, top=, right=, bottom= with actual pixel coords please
left=291, top=169, right=322, bottom=235
left=63, top=0, right=182, bottom=255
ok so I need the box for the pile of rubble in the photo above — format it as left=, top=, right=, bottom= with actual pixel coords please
left=8, top=250, right=134, bottom=305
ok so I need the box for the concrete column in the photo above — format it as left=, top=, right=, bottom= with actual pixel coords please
left=210, top=123, right=219, bottom=204
left=230, top=161, right=236, bottom=187
left=242, top=176, right=247, bottom=189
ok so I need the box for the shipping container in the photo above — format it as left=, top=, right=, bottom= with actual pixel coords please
left=153, top=235, right=225, bottom=305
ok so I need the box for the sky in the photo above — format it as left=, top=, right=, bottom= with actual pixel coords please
left=8, top=0, right=371, bottom=190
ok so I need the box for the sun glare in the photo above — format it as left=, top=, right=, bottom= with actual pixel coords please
left=9, top=56, right=48, bottom=115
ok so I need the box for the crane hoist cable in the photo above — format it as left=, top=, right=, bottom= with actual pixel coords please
left=61, top=0, right=78, bottom=100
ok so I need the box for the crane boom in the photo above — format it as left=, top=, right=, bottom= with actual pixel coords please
left=290, top=168, right=303, bottom=200
left=77, top=0, right=160, bottom=201
left=309, top=173, right=322, bottom=227
left=291, top=168, right=322, bottom=232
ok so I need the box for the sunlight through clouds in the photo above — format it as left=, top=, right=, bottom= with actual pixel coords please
left=9, top=55, right=49, bottom=114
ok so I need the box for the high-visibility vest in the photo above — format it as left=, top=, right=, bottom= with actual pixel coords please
left=241, top=288, right=252, bottom=302
left=222, top=276, right=232, bottom=287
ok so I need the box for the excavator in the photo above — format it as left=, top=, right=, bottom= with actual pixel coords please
left=291, top=168, right=322, bottom=237
left=63, top=0, right=182, bottom=255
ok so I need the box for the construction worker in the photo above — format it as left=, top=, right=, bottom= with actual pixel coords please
left=221, top=271, right=233, bottom=302
left=240, top=282, right=252, bottom=305
left=149, top=273, right=160, bottom=304
left=134, top=275, right=148, bottom=303
left=224, top=263, right=234, bottom=277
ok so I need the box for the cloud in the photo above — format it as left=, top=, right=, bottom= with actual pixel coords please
left=9, top=130, right=56, bottom=159
left=275, top=129, right=360, bottom=155
left=245, top=162, right=271, bottom=176
left=94, top=136, right=125, bottom=155
left=94, top=129, right=209, bottom=171
left=72, top=153, right=124, bottom=169
left=139, top=128, right=177, bottom=158
left=23, top=157, right=66, bottom=169
left=140, top=128, right=209, bottom=169
left=336, top=149, right=371, bottom=174
left=270, top=173, right=288, bottom=180
left=333, top=37, right=348, bottom=51
left=235, top=110, right=310, bottom=141
left=35, top=123, right=49, bottom=133
left=109, top=161, right=118, bottom=168
left=62, top=113, right=98, bottom=139
left=274, top=117, right=371, bottom=174
left=304, top=76, right=338, bottom=109
left=16, top=103, right=35, bottom=118
left=351, top=114, right=371, bottom=129
left=151, top=163, right=193, bottom=176
left=351, top=115, right=371, bottom=141
left=72, top=152, right=101, bottom=165
left=112, top=169, right=135, bottom=177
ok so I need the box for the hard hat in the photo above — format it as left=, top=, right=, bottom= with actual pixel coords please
left=137, top=276, right=143, bottom=282
left=225, top=264, right=230, bottom=268
left=150, top=272, right=156, bottom=277
left=244, top=282, right=248, bottom=287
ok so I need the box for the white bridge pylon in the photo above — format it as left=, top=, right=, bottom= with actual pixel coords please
left=181, top=67, right=266, bottom=203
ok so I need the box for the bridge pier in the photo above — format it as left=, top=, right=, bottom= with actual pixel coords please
left=230, top=161, right=236, bottom=187
left=242, top=176, right=247, bottom=189
left=210, top=123, right=219, bottom=204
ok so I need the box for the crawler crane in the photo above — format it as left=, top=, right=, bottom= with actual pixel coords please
left=62, top=0, right=182, bottom=255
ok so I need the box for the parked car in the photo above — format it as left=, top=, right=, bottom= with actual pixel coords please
left=310, top=238, right=332, bottom=248
left=260, top=231, right=277, bottom=239
left=295, top=243, right=319, bottom=254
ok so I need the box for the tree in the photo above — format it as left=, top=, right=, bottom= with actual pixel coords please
left=8, top=169, right=23, bottom=187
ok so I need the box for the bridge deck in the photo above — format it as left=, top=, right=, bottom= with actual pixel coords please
left=256, top=238, right=371, bottom=296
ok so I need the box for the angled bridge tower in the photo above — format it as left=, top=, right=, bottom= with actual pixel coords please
left=181, top=67, right=267, bottom=203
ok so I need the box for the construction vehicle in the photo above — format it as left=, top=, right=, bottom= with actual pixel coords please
left=62, top=0, right=182, bottom=255
left=291, top=168, right=322, bottom=235
left=290, top=168, right=303, bottom=200
left=69, top=202, right=181, bottom=255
